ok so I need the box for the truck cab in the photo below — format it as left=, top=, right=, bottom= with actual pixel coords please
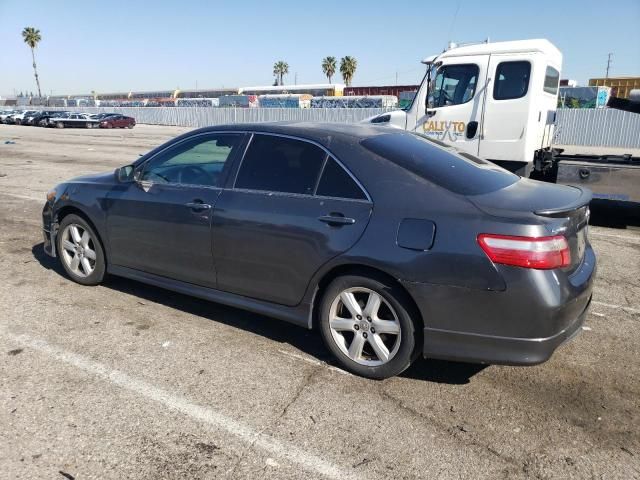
left=368, top=39, right=562, bottom=177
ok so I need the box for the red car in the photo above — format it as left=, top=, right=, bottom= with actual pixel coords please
left=100, top=115, right=136, bottom=129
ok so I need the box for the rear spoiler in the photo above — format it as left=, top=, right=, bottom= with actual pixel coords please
left=534, top=186, right=592, bottom=216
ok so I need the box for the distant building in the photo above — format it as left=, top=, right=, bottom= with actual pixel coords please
left=588, top=76, right=640, bottom=99
left=344, top=85, right=419, bottom=98
left=560, top=79, right=578, bottom=87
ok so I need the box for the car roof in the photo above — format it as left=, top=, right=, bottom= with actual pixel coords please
left=193, top=121, right=398, bottom=145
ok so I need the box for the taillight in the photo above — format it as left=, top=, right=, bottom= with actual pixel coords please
left=477, top=234, right=570, bottom=270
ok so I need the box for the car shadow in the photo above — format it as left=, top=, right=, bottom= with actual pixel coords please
left=589, top=200, right=640, bottom=228
left=32, top=242, right=486, bottom=385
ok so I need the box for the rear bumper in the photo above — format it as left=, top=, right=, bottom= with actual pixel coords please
left=402, top=245, right=596, bottom=366
left=421, top=295, right=590, bottom=365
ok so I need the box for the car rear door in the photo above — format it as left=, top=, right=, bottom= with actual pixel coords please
left=106, top=132, right=245, bottom=287
left=212, top=133, right=372, bottom=306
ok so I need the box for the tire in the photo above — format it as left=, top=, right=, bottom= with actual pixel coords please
left=56, top=214, right=106, bottom=286
left=319, top=274, right=419, bottom=379
left=106, top=123, right=113, bottom=129
left=56, top=122, right=64, bottom=129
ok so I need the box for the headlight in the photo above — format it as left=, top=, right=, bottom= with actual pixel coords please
left=46, top=189, right=57, bottom=202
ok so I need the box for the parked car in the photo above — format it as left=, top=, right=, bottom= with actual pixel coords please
left=99, top=114, right=135, bottom=129
left=21, top=110, right=45, bottom=125
left=0, top=110, right=18, bottom=123
left=48, top=113, right=100, bottom=129
left=11, top=110, right=38, bottom=125
left=42, top=123, right=596, bottom=379
left=37, top=111, right=69, bottom=127
left=89, top=113, right=120, bottom=121
left=28, top=110, right=62, bottom=126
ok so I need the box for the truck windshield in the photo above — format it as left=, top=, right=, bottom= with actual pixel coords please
left=360, top=132, right=519, bottom=195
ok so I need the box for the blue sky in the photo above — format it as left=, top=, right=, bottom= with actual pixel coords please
left=1, top=0, right=639, bottom=97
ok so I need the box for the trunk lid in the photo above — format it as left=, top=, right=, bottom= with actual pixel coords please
left=469, top=178, right=592, bottom=272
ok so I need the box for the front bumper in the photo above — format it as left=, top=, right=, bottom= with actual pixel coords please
left=402, top=245, right=596, bottom=366
left=42, top=201, right=57, bottom=257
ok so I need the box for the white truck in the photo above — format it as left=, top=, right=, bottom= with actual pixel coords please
left=367, top=39, right=640, bottom=203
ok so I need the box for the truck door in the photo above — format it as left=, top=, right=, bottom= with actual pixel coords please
left=414, top=55, right=489, bottom=156
left=478, top=54, right=535, bottom=167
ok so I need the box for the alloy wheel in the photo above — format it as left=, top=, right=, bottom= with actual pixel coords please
left=60, top=223, right=97, bottom=278
left=328, top=287, right=402, bottom=366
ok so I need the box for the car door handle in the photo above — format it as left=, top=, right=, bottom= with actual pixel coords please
left=318, top=214, right=356, bottom=226
left=186, top=201, right=211, bottom=210
left=426, top=110, right=437, bottom=117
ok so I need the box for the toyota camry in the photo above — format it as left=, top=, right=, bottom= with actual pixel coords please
left=42, top=123, right=596, bottom=379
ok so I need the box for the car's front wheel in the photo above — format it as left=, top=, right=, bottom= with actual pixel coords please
left=319, top=274, right=419, bottom=379
left=56, top=214, right=106, bottom=286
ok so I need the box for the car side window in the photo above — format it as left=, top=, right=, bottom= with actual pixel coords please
left=140, top=133, right=242, bottom=187
left=316, top=158, right=367, bottom=200
left=235, top=134, right=326, bottom=195
left=428, top=64, right=479, bottom=108
left=493, top=61, right=531, bottom=100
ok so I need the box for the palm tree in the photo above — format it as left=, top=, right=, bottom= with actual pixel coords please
left=340, top=56, right=357, bottom=87
left=22, top=27, right=43, bottom=98
left=322, top=56, right=337, bottom=84
left=273, top=61, right=289, bottom=86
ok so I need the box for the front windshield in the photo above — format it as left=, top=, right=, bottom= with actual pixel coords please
left=402, top=70, right=428, bottom=112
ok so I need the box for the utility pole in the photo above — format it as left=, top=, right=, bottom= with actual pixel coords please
left=294, top=72, right=297, bottom=85
left=605, top=53, right=613, bottom=79
left=395, top=71, right=398, bottom=86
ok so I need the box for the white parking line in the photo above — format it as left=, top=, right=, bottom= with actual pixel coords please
left=590, top=231, right=640, bottom=243
left=2, top=329, right=360, bottom=480
left=592, top=301, right=640, bottom=315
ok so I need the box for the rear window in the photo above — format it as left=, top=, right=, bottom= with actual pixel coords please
left=543, top=66, right=560, bottom=95
left=360, top=133, right=519, bottom=196
left=235, top=134, right=326, bottom=195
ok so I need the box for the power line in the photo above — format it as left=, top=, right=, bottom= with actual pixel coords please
left=447, top=0, right=462, bottom=45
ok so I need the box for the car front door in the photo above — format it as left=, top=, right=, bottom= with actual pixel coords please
left=212, top=133, right=372, bottom=306
left=414, top=56, right=489, bottom=156
left=106, top=132, right=245, bottom=287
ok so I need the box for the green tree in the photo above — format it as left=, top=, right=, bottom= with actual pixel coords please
left=340, top=56, right=357, bottom=86
left=22, top=27, right=43, bottom=98
left=322, top=56, right=337, bottom=84
left=273, top=61, right=289, bottom=86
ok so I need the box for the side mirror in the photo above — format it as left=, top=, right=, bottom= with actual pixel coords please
left=116, top=165, right=135, bottom=182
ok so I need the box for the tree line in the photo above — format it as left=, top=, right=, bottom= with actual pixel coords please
left=19, top=26, right=359, bottom=97
left=273, top=56, right=357, bottom=87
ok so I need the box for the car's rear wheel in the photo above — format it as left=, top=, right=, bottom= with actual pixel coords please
left=319, top=274, right=419, bottom=379
left=56, top=214, right=106, bottom=286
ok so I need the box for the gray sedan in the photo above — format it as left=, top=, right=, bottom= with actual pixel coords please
left=42, top=123, right=595, bottom=379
